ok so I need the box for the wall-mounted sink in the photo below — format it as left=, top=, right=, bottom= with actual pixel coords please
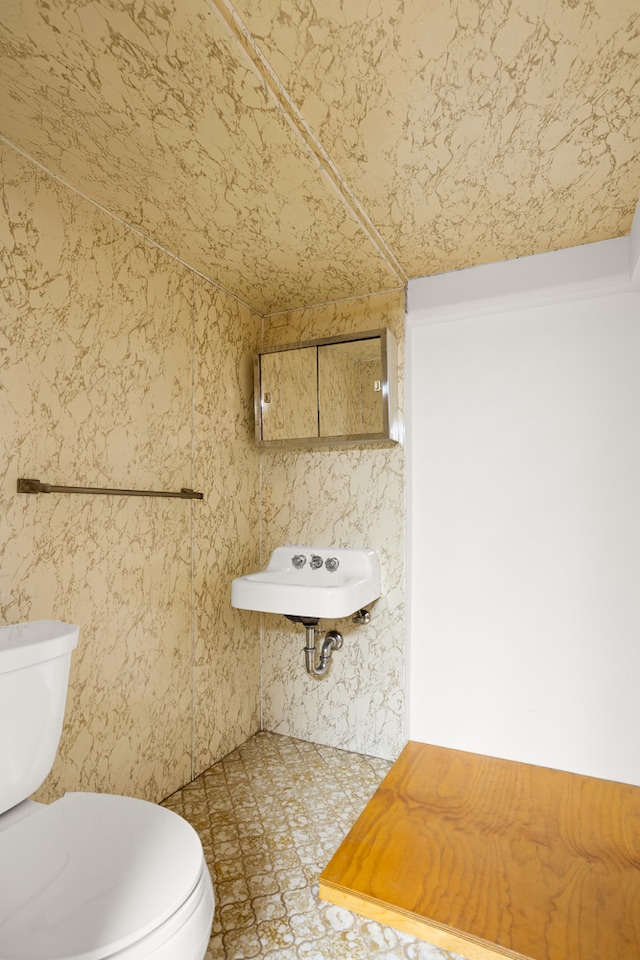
left=231, top=546, right=380, bottom=620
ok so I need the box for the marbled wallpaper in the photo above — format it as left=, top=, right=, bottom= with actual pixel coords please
left=234, top=0, right=640, bottom=278
left=1, top=131, right=406, bottom=810
left=192, top=277, right=262, bottom=773
left=259, top=290, right=406, bottom=760
left=0, top=0, right=401, bottom=314
left=0, top=142, right=261, bottom=803
left=1, top=0, right=637, bottom=315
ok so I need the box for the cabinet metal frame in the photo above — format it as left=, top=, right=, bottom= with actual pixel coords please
left=254, top=328, right=398, bottom=448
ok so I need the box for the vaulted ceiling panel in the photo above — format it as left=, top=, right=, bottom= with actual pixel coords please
left=0, top=0, right=402, bottom=313
left=0, top=0, right=638, bottom=313
left=232, top=0, right=640, bottom=277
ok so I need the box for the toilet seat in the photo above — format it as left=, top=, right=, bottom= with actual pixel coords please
left=0, top=792, right=210, bottom=960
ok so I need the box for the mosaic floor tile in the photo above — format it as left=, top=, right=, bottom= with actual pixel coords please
left=162, top=732, right=469, bottom=960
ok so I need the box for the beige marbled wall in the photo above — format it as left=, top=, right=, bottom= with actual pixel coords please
left=0, top=142, right=260, bottom=803
left=192, top=278, right=261, bottom=772
left=259, top=290, right=406, bottom=760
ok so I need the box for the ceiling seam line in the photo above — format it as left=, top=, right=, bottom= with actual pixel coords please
left=207, top=0, right=408, bottom=284
left=0, top=133, right=263, bottom=318
left=263, top=285, right=406, bottom=320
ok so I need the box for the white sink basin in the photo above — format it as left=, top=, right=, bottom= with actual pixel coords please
left=231, top=546, right=380, bottom=619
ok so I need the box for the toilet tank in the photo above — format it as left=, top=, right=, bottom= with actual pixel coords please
left=0, top=620, right=79, bottom=814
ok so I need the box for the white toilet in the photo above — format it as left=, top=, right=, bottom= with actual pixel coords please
left=0, top=620, right=215, bottom=959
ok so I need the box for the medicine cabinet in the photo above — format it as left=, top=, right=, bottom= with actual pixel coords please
left=254, top=328, right=399, bottom=447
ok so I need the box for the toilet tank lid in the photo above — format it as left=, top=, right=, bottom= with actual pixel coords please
left=0, top=620, right=79, bottom=674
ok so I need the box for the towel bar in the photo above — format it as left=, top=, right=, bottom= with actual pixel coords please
left=17, top=478, right=204, bottom=499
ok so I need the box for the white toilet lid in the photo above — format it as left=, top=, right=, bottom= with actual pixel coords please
left=0, top=792, right=205, bottom=960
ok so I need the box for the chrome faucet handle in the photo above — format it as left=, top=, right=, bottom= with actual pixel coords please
left=292, top=554, right=306, bottom=568
left=310, top=555, right=323, bottom=569
left=325, top=557, right=340, bottom=572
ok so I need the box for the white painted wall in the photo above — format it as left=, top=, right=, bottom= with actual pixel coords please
left=407, top=231, right=640, bottom=786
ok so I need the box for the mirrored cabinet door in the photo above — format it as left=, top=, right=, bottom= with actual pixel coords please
left=260, top=346, right=317, bottom=441
left=318, top=339, right=383, bottom=437
left=255, top=329, right=398, bottom=448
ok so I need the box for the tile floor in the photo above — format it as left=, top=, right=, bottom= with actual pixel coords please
left=162, top=731, right=468, bottom=960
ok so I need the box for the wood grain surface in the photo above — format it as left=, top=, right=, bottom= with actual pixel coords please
left=320, top=742, right=640, bottom=960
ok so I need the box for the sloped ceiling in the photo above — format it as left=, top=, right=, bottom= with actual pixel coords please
left=0, top=0, right=638, bottom=314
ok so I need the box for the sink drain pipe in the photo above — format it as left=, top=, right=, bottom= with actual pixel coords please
left=303, top=625, right=343, bottom=678
left=285, top=613, right=369, bottom=679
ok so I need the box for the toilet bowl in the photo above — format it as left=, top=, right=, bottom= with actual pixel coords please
left=0, top=621, right=215, bottom=960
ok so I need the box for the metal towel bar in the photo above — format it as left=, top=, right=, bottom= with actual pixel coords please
left=17, top=478, right=203, bottom=499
